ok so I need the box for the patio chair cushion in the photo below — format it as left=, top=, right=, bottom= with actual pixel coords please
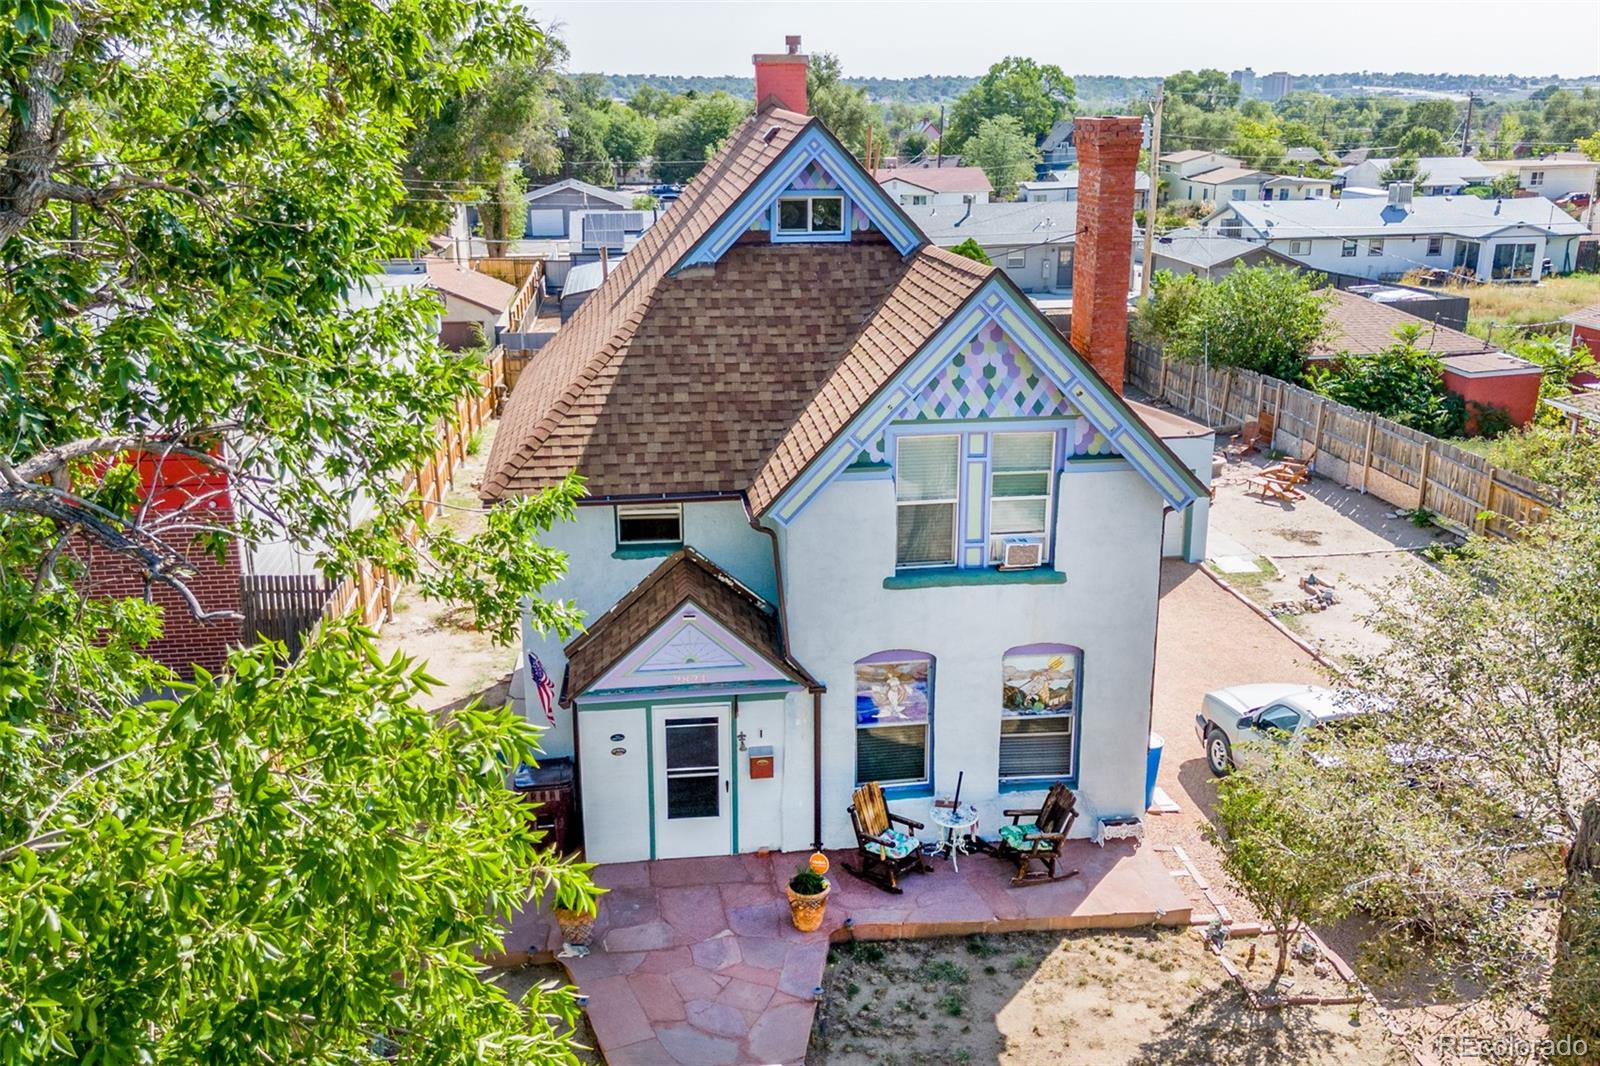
left=865, top=828, right=918, bottom=860
left=999, top=822, right=1045, bottom=852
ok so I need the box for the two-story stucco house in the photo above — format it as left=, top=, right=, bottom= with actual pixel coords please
left=482, top=40, right=1210, bottom=866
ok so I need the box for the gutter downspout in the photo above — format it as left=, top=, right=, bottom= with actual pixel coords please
left=744, top=496, right=826, bottom=853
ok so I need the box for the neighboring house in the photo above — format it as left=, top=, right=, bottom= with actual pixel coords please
left=556, top=258, right=618, bottom=322
left=1547, top=387, right=1600, bottom=431
left=565, top=208, right=657, bottom=262
left=900, top=201, right=1142, bottom=299
left=1019, top=171, right=1150, bottom=211
left=872, top=164, right=994, bottom=206
left=1184, top=166, right=1269, bottom=204
left=1334, top=156, right=1496, bottom=196
left=1203, top=184, right=1591, bottom=282
left=1037, top=119, right=1077, bottom=174
left=1283, top=146, right=1333, bottom=168
left=1262, top=174, right=1333, bottom=200
left=1148, top=227, right=1301, bottom=279
left=1157, top=150, right=1243, bottom=203
left=481, top=43, right=1212, bottom=865
left=1315, top=288, right=1545, bottom=427
left=422, top=258, right=518, bottom=349
left=1563, top=304, right=1600, bottom=385
left=523, top=178, right=634, bottom=238
left=1484, top=156, right=1600, bottom=201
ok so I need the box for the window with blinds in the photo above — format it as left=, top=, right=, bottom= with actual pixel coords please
left=855, top=655, right=932, bottom=787
left=988, top=432, right=1054, bottom=562
left=999, top=645, right=1079, bottom=782
left=895, top=435, right=959, bottom=567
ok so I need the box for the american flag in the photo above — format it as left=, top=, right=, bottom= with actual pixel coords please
left=528, top=652, right=556, bottom=725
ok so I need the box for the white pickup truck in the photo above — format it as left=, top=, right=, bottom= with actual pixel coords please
left=1194, top=684, right=1370, bottom=776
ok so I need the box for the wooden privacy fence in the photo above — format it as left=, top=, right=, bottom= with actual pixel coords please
left=1127, top=342, right=1559, bottom=538
left=310, top=344, right=508, bottom=633
left=471, top=256, right=543, bottom=330
left=241, top=574, right=337, bottom=658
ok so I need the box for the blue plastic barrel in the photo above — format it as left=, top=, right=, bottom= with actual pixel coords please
left=1145, top=732, right=1165, bottom=812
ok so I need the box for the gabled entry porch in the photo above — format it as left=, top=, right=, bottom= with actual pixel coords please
left=561, top=549, right=820, bottom=863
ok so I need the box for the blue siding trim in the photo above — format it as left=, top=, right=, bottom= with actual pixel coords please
left=766, top=279, right=1207, bottom=525
left=674, top=124, right=923, bottom=271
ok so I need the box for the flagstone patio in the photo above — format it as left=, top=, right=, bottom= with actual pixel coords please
left=490, top=841, right=1193, bottom=1065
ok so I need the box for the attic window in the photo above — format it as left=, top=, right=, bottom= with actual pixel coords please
left=617, top=504, right=682, bottom=547
left=777, top=195, right=844, bottom=235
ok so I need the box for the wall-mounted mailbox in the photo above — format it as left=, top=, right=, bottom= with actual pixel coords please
left=748, top=745, right=775, bottom=780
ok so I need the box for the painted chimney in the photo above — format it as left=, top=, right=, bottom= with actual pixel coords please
left=1070, top=116, right=1144, bottom=395
left=753, top=35, right=808, bottom=115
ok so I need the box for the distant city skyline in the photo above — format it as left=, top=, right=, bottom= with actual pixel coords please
left=529, top=0, right=1600, bottom=81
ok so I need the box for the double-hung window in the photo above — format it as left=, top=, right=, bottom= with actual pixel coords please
left=999, top=645, right=1079, bottom=781
left=1368, top=238, right=1384, bottom=257
left=988, top=432, right=1054, bottom=562
left=894, top=435, right=960, bottom=567
left=1427, top=236, right=1443, bottom=256
left=1341, top=240, right=1357, bottom=258
left=1529, top=170, right=1545, bottom=187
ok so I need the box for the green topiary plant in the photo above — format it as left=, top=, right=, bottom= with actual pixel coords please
left=789, top=865, right=827, bottom=896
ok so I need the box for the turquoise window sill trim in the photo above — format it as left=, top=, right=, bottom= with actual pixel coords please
left=612, top=544, right=681, bottom=560
left=999, top=777, right=1077, bottom=794
left=1065, top=454, right=1124, bottom=464
left=883, top=567, right=1066, bottom=590
left=880, top=783, right=935, bottom=801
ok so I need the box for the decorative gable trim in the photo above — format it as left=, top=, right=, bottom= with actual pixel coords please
left=673, top=121, right=924, bottom=270
left=764, top=278, right=1207, bottom=525
left=582, top=598, right=799, bottom=698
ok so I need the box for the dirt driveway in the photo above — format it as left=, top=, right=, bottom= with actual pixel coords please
left=1147, top=561, right=1327, bottom=921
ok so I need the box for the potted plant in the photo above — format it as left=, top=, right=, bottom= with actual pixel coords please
left=786, top=857, right=831, bottom=933
left=552, top=877, right=605, bottom=953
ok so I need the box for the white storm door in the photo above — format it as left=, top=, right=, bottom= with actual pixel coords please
left=652, top=705, right=732, bottom=859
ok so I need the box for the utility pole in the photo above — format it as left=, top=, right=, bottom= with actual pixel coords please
left=937, top=105, right=945, bottom=167
left=1140, top=84, right=1164, bottom=301
left=1462, top=92, right=1476, bottom=156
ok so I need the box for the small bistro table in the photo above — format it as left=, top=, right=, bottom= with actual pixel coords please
left=927, top=801, right=981, bottom=872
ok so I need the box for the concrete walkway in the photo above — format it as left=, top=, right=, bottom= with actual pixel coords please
left=492, top=843, right=1192, bottom=1065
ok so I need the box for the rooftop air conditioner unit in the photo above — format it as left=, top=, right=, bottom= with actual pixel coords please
left=999, top=537, right=1045, bottom=571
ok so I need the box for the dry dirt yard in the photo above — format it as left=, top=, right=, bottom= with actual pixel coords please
left=807, top=929, right=1405, bottom=1066
left=487, top=963, right=601, bottom=1064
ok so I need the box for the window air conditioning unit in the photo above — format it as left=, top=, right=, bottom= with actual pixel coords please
left=999, top=537, right=1045, bottom=571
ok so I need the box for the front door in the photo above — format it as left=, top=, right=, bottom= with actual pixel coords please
left=652, top=704, right=732, bottom=859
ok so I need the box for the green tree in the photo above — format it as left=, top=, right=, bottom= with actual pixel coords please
left=1509, top=333, right=1598, bottom=423
left=1304, top=325, right=1463, bottom=436
left=962, top=115, right=1039, bottom=200
left=1229, top=116, right=1287, bottom=171
left=0, top=0, right=599, bottom=1059
left=480, top=162, right=529, bottom=255
left=402, top=43, right=565, bottom=236
left=808, top=52, right=885, bottom=161
left=1378, top=154, right=1431, bottom=187
left=948, top=237, right=992, bottom=265
left=900, top=130, right=929, bottom=161
left=653, top=92, right=750, bottom=183
left=627, top=84, right=687, bottom=120
left=598, top=105, right=657, bottom=169
left=1136, top=266, right=1330, bottom=380
left=557, top=74, right=614, bottom=184
left=1396, top=125, right=1450, bottom=157
left=946, top=56, right=1074, bottom=151
left=1163, top=68, right=1240, bottom=112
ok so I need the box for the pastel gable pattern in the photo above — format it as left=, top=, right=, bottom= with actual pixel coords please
left=586, top=602, right=794, bottom=696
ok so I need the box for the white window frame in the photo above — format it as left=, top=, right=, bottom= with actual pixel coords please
left=616, top=503, right=683, bottom=546
left=1426, top=236, right=1443, bottom=256
left=1287, top=239, right=1310, bottom=256
left=893, top=434, right=960, bottom=569
left=1529, top=170, right=1545, bottom=187
left=1005, top=249, right=1027, bottom=269
left=910, top=194, right=929, bottom=206
left=775, top=194, right=846, bottom=236
left=1368, top=238, right=1384, bottom=257
left=987, top=431, right=1056, bottom=564
left=1341, top=240, right=1358, bottom=258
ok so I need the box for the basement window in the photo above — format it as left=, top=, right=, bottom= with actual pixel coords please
left=616, top=504, right=683, bottom=547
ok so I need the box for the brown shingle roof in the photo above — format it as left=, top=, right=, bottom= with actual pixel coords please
left=1314, top=289, right=1498, bottom=360
left=871, top=165, right=994, bottom=196
left=562, top=548, right=815, bottom=702
left=423, top=258, right=516, bottom=314
left=1562, top=303, right=1600, bottom=331
left=483, top=106, right=816, bottom=502
left=482, top=106, right=995, bottom=511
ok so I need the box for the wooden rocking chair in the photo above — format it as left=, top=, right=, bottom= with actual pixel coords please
left=842, top=781, right=931, bottom=894
left=995, top=782, right=1081, bottom=886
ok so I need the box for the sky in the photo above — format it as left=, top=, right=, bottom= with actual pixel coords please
left=529, top=0, right=1600, bottom=80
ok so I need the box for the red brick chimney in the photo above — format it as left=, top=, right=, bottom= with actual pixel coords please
left=1070, top=116, right=1143, bottom=395
left=753, top=35, right=807, bottom=115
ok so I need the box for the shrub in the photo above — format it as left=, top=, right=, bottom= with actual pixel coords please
left=948, top=238, right=992, bottom=266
